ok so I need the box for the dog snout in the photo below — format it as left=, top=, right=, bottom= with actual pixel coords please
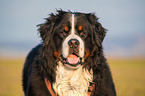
left=68, top=39, right=79, bottom=48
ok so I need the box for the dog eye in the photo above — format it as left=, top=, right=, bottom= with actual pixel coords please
left=60, top=32, right=67, bottom=37
left=77, top=26, right=86, bottom=37
left=80, top=32, right=85, bottom=37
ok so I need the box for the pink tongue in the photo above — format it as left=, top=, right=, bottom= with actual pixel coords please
left=67, top=54, right=80, bottom=64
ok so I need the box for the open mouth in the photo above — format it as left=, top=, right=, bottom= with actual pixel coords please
left=61, top=53, right=84, bottom=69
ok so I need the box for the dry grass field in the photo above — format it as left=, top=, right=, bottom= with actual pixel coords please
left=0, top=58, right=145, bottom=96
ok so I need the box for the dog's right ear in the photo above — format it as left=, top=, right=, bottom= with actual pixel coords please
left=37, top=9, right=66, bottom=46
left=37, top=16, right=54, bottom=46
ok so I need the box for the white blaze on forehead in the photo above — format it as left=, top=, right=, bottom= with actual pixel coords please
left=62, top=14, right=85, bottom=58
left=71, top=14, right=75, bottom=34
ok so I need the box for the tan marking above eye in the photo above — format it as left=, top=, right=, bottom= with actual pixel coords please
left=64, top=26, right=69, bottom=32
left=78, top=26, right=83, bottom=31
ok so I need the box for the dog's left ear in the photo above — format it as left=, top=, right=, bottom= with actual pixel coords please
left=86, top=13, right=106, bottom=47
left=95, top=22, right=106, bottom=42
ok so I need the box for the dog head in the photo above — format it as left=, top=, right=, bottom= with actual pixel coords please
left=38, top=10, right=106, bottom=70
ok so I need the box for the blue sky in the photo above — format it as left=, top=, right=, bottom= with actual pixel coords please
left=0, top=0, right=145, bottom=58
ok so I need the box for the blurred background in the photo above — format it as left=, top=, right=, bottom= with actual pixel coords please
left=0, top=0, right=145, bottom=96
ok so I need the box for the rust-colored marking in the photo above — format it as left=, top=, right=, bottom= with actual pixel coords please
left=88, top=83, right=95, bottom=96
left=64, top=26, right=69, bottom=32
left=54, top=51, right=60, bottom=58
left=85, top=49, right=90, bottom=58
left=78, top=26, right=83, bottom=31
left=44, top=78, right=57, bottom=96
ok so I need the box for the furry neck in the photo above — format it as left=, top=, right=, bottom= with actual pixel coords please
left=53, top=61, right=93, bottom=96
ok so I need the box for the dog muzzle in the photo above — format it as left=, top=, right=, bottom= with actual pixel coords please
left=61, top=34, right=85, bottom=69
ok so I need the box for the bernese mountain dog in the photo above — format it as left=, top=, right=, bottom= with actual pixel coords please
left=22, top=10, right=116, bottom=96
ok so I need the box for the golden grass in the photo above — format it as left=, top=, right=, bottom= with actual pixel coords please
left=0, top=58, right=145, bottom=96
left=108, top=59, right=145, bottom=96
left=0, top=59, right=24, bottom=96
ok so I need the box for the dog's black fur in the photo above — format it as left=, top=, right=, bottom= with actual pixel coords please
left=22, top=10, right=116, bottom=96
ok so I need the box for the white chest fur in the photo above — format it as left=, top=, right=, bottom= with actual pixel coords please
left=53, top=62, right=93, bottom=96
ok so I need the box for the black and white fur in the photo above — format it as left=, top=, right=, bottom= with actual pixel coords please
left=22, top=10, right=116, bottom=96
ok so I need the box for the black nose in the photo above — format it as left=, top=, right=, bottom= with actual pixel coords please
left=68, top=39, right=79, bottom=48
